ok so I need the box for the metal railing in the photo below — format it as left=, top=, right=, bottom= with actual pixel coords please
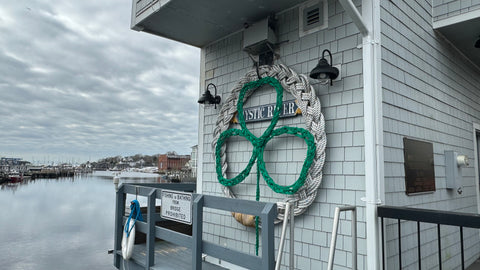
left=113, top=183, right=277, bottom=270
left=275, top=201, right=295, bottom=270
left=378, top=205, right=480, bottom=270
left=327, top=206, right=357, bottom=270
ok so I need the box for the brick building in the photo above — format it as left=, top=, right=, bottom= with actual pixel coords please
left=157, top=152, right=190, bottom=172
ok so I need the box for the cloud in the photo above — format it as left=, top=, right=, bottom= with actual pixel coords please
left=0, top=0, right=200, bottom=163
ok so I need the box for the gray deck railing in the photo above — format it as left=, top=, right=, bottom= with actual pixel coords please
left=378, top=205, right=480, bottom=270
left=113, top=183, right=277, bottom=270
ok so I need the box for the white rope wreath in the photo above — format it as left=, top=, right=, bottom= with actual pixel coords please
left=212, top=64, right=326, bottom=222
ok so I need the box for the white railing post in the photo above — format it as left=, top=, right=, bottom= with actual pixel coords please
left=328, top=206, right=357, bottom=270
left=275, top=202, right=295, bottom=270
left=289, top=202, right=294, bottom=270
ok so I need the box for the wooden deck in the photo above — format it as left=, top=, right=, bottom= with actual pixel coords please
left=118, top=240, right=227, bottom=270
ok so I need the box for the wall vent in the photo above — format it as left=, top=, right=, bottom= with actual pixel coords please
left=299, top=0, right=328, bottom=37
left=306, top=6, right=320, bottom=26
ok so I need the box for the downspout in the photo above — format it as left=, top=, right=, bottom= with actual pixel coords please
left=338, top=0, right=384, bottom=269
left=362, top=0, right=384, bottom=268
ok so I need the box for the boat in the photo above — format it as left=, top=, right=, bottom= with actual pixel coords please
left=8, top=172, right=23, bottom=183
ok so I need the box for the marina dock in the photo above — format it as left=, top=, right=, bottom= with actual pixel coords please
left=28, top=168, right=75, bottom=179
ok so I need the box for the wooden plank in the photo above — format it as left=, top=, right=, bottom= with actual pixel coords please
left=261, top=203, right=277, bottom=270
left=192, top=195, right=204, bottom=270
left=154, top=226, right=192, bottom=247
left=146, top=189, right=156, bottom=268
left=202, top=241, right=262, bottom=270
left=203, top=194, right=274, bottom=215
left=114, top=186, right=126, bottom=268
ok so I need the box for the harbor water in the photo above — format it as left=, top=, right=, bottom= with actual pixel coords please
left=0, top=171, right=162, bottom=270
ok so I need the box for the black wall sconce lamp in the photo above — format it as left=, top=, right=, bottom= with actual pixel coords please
left=309, top=49, right=339, bottom=86
left=475, top=36, right=480, bottom=48
left=198, top=83, right=221, bottom=109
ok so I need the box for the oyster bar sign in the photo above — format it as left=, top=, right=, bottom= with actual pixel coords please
left=234, top=99, right=301, bottom=123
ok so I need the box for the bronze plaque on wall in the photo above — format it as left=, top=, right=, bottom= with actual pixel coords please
left=403, top=138, right=436, bottom=195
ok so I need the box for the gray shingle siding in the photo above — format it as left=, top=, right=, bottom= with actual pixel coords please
left=200, top=0, right=366, bottom=268
left=198, top=0, right=480, bottom=268
left=382, top=0, right=480, bottom=268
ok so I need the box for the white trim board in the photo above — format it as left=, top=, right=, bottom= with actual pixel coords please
left=433, top=8, right=480, bottom=29
left=473, top=122, right=480, bottom=215
left=197, top=47, right=206, bottom=194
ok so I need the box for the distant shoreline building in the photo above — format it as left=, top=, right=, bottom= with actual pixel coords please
left=189, top=145, right=198, bottom=178
left=157, top=152, right=190, bottom=173
left=0, top=157, right=29, bottom=173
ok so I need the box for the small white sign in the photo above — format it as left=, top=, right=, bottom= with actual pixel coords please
left=161, top=190, right=193, bottom=224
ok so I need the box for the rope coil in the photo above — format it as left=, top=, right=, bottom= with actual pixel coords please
left=212, top=64, right=326, bottom=223
left=125, top=199, right=143, bottom=237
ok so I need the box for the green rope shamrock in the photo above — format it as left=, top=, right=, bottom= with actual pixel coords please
left=215, top=76, right=316, bottom=255
left=215, top=76, right=316, bottom=195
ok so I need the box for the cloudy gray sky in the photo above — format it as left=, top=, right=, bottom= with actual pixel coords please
left=0, top=0, right=200, bottom=164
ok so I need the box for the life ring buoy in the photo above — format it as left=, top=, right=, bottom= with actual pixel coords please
left=121, top=218, right=135, bottom=260
left=121, top=199, right=143, bottom=260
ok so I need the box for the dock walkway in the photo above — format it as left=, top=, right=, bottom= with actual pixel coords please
left=119, top=241, right=226, bottom=270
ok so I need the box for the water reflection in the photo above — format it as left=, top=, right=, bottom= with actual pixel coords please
left=0, top=172, right=163, bottom=270
left=1, top=177, right=78, bottom=193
